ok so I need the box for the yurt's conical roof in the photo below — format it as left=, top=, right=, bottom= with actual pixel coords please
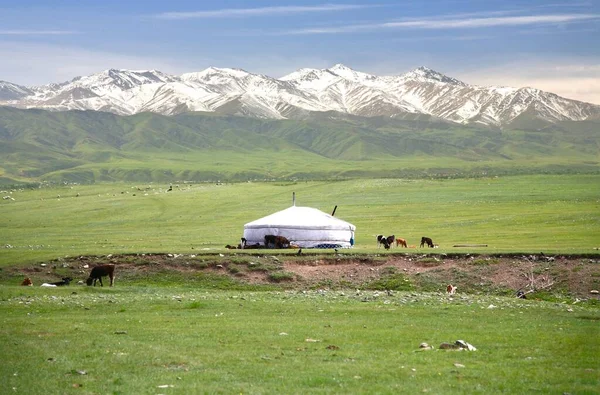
left=244, top=206, right=355, bottom=230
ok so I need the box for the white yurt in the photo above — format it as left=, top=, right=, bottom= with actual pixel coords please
left=243, top=201, right=356, bottom=249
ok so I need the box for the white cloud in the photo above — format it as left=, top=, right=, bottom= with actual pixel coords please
left=153, top=4, right=372, bottom=20
left=284, top=13, right=600, bottom=34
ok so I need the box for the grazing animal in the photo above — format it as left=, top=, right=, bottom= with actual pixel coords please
left=385, top=235, right=396, bottom=249
left=446, top=284, right=457, bottom=295
left=240, top=238, right=247, bottom=249
left=21, top=277, right=33, bottom=286
left=86, top=264, right=115, bottom=287
left=264, top=235, right=290, bottom=249
left=376, top=235, right=385, bottom=248
left=48, top=277, right=72, bottom=286
left=516, top=290, right=527, bottom=299
left=396, top=238, right=408, bottom=248
left=420, top=237, right=434, bottom=248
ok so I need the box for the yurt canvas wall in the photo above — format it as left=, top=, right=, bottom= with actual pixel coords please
left=243, top=206, right=356, bottom=248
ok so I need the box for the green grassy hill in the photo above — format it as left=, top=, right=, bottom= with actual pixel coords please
left=0, top=107, right=598, bottom=184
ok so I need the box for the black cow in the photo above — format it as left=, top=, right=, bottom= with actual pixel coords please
left=49, top=277, right=73, bottom=286
left=420, top=237, right=434, bottom=248
left=385, top=235, right=395, bottom=249
left=264, top=235, right=290, bottom=249
left=86, top=264, right=115, bottom=287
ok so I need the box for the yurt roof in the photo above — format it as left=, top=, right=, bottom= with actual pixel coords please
left=244, top=206, right=355, bottom=231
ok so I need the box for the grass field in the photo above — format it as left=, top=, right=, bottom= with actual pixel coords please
left=1, top=175, right=599, bottom=267
left=1, top=286, right=599, bottom=394
left=1, top=175, right=599, bottom=394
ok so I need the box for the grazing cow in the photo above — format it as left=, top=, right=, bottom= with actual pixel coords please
left=420, top=237, right=434, bottom=248
left=385, top=235, right=396, bottom=249
left=446, top=284, right=457, bottom=295
left=86, top=264, right=115, bottom=287
left=396, top=238, right=408, bottom=248
left=264, top=235, right=290, bottom=249
left=377, top=235, right=392, bottom=249
left=48, top=277, right=73, bottom=286
left=516, top=290, right=527, bottom=299
left=21, top=277, right=33, bottom=286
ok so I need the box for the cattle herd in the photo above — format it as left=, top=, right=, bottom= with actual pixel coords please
left=227, top=234, right=438, bottom=251
left=377, top=234, right=437, bottom=250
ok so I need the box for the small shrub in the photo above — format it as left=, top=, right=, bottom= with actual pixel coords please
left=192, top=262, right=208, bottom=269
left=469, top=258, right=499, bottom=266
left=246, top=261, right=279, bottom=272
left=415, top=257, right=443, bottom=267
left=382, top=266, right=397, bottom=274
left=268, top=271, right=295, bottom=282
left=186, top=301, right=203, bottom=309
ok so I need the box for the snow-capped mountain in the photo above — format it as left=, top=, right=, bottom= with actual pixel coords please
left=1, top=65, right=599, bottom=126
left=0, top=81, right=33, bottom=100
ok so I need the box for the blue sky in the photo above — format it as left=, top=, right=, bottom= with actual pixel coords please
left=1, top=0, right=599, bottom=103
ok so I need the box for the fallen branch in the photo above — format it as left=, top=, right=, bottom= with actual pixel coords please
left=519, top=264, right=555, bottom=296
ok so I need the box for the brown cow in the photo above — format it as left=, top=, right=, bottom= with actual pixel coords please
left=86, top=264, right=115, bottom=287
left=21, top=277, right=33, bottom=286
left=396, top=238, right=408, bottom=248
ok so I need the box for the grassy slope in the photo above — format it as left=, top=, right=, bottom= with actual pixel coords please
left=1, top=108, right=598, bottom=183
left=1, top=175, right=599, bottom=267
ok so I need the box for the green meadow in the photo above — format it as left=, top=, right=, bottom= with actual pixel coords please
left=1, top=175, right=599, bottom=267
left=1, top=175, right=599, bottom=394
left=1, top=287, right=598, bottom=394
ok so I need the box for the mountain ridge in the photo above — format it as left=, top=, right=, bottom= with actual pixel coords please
left=0, top=106, right=598, bottom=184
left=1, top=65, right=599, bottom=127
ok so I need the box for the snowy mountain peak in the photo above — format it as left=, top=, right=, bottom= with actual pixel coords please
left=329, top=63, right=353, bottom=72
left=402, top=66, right=466, bottom=86
left=327, top=64, right=377, bottom=83
left=181, top=66, right=255, bottom=83
left=0, top=80, right=33, bottom=100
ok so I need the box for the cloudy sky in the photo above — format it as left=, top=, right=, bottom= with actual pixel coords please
left=1, top=0, right=599, bottom=104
